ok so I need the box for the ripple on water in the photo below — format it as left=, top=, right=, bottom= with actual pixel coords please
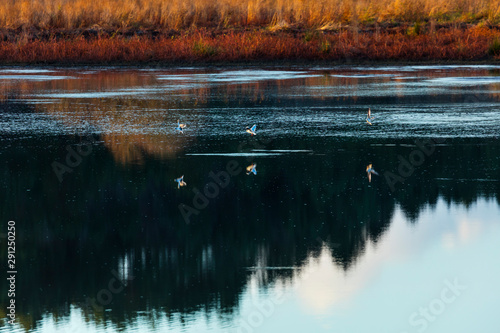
left=0, top=67, right=500, bottom=140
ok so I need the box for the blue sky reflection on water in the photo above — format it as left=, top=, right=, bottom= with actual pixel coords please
left=6, top=199, right=497, bottom=333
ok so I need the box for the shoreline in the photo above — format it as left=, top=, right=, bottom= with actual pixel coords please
left=0, top=26, right=499, bottom=66
left=1, top=59, right=500, bottom=69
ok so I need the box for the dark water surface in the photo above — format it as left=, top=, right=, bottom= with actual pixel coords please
left=0, top=66, right=500, bottom=332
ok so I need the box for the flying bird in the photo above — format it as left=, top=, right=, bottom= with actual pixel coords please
left=366, top=164, right=379, bottom=183
left=246, top=124, right=257, bottom=136
left=366, top=108, right=375, bottom=125
left=174, top=175, right=187, bottom=189
left=176, top=120, right=186, bottom=133
left=246, top=163, right=257, bottom=175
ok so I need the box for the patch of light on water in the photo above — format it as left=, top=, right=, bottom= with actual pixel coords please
left=0, top=68, right=57, bottom=73
left=157, top=70, right=322, bottom=83
left=36, top=91, right=154, bottom=99
left=35, top=86, right=202, bottom=98
left=351, top=65, right=500, bottom=71
left=330, top=74, right=398, bottom=78
left=186, top=152, right=283, bottom=156
left=252, top=149, right=313, bottom=153
left=426, top=76, right=500, bottom=85
left=0, top=75, right=73, bottom=81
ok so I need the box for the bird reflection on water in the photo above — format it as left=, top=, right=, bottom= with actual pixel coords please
left=174, top=175, right=187, bottom=188
left=246, top=163, right=257, bottom=175
left=366, top=164, right=379, bottom=183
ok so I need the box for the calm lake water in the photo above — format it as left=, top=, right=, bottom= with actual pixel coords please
left=0, top=66, right=499, bottom=333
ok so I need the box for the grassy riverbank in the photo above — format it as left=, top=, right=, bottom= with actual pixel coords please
left=1, top=25, right=500, bottom=64
left=1, top=0, right=500, bottom=64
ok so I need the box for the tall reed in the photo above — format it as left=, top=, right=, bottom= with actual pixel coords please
left=0, top=0, right=499, bottom=30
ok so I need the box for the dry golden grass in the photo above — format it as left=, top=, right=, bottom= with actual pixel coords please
left=1, top=0, right=500, bottom=30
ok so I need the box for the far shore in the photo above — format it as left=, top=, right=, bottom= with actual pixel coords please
left=1, top=59, right=500, bottom=69
left=1, top=25, right=499, bottom=66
